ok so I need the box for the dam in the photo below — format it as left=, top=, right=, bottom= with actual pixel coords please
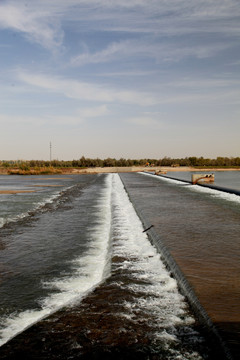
left=0, top=172, right=239, bottom=359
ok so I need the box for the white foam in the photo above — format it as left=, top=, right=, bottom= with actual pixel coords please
left=141, top=171, right=240, bottom=204
left=0, top=174, right=203, bottom=357
left=0, top=175, right=113, bottom=346
left=0, top=309, right=51, bottom=347
left=141, top=171, right=184, bottom=185
left=110, top=174, right=198, bottom=348
left=189, top=183, right=240, bottom=204
left=0, top=217, right=5, bottom=228
left=0, top=190, right=63, bottom=229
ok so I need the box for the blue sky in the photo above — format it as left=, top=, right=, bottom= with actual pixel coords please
left=0, top=0, right=239, bottom=160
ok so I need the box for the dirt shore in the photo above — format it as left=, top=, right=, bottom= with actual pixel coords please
left=68, top=166, right=240, bottom=174
left=0, top=166, right=239, bottom=175
left=0, top=190, right=36, bottom=194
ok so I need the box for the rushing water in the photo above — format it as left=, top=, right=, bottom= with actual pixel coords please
left=0, top=174, right=111, bottom=343
left=0, top=172, right=239, bottom=359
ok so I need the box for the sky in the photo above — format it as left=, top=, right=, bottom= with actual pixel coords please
left=0, top=0, right=240, bottom=161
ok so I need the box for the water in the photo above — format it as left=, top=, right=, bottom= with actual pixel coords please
left=161, top=171, right=240, bottom=192
left=120, top=172, right=240, bottom=359
left=0, top=173, right=110, bottom=342
left=0, top=174, right=81, bottom=228
left=0, top=172, right=239, bottom=359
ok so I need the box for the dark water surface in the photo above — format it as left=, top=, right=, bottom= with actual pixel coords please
left=0, top=172, right=239, bottom=359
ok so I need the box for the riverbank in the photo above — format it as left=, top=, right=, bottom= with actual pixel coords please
left=70, top=166, right=240, bottom=174
left=0, top=166, right=239, bottom=175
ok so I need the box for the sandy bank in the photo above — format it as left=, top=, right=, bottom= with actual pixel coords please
left=0, top=190, right=36, bottom=194
left=31, top=185, right=63, bottom=187
left=69, top=166, right=240, bottom=174
left=0, top=166, right=239, bottom=175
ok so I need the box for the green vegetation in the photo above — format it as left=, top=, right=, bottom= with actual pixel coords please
left=0, top=156, right=240, bottom=174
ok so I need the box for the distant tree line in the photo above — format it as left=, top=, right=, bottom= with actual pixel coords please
left=1, top=156, right=240, bottom=169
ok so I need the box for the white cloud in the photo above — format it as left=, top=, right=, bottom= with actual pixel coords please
left=70, top=38, right=232, bottom=68
left=158, top=43, right=232, bottom=62
left=18, top=71, right=157, bottom=106
left=0, top=102, right=109, bottom=127
left=71, top=41, right=133, bottom=66
left=14, top=69, right=240, bottom=112
left=64, top=0, right=240, bottom=39
left=1, top=0, right=239, bottom=55
left=0, top=3, right=63, bottom=50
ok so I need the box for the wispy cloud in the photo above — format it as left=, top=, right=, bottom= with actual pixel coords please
left=0, top=105, right=107, bottom=127
left=166, top=77, right=240, bottom=89
left=1, top=0, right=239, bottom=159
left=1, top=0, right=239, bottom=54
left=64, top=0, right=240, bottom=38
left=18, top=71, right=157, bottom=105
left=70, top=38, right=232, bottom=68
left=1, top=1, right=238, bottom=49
left=70, top=41, right=133, bottom=66
left=16, top=69, right=240, bottom=110
left=0, top=2, right=63, bottom=50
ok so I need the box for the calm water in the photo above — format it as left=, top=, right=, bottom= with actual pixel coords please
left=121, top=172, right=240, bottom=360
left=0, top=172, right=239, bottom=359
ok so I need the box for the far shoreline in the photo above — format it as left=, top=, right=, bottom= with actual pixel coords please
left=69, top=166, right=240, bottom=174
left=0, top=166, right=240, bottom=175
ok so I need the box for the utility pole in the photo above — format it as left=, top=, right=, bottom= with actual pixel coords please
left=50, top=142, right=52, bottom=162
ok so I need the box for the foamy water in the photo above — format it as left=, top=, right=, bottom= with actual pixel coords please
left=109, top=175, right=203, bottom=358
left=0, top=173, right=204, bottom=360
left=0, top=175, right=113, bottom=346
left=142, top=172, right=240, bottom=204
left=189, top=183, right=240, bottom=204
left=0, top=189, right=65, bottom=229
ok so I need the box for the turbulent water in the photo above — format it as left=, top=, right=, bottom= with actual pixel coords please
left=0, top=174, right=111, bottom=343
left=0, top=172, right=239, bottom=359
